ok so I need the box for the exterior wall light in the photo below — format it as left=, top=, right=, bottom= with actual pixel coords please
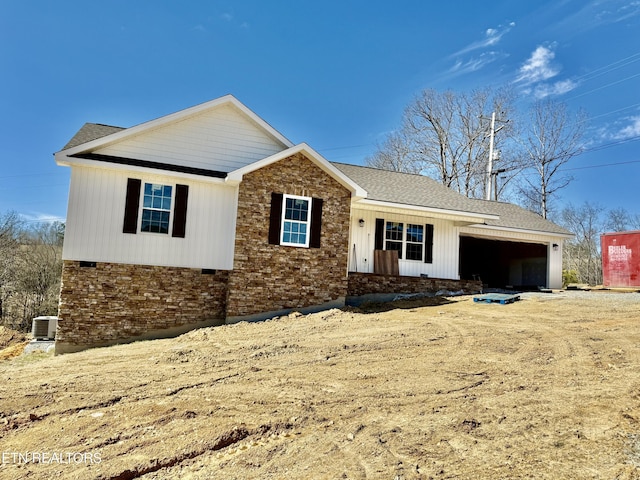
left=552, top=243, right=559, bottom=251
left=358, top=219, right=365, bottom=227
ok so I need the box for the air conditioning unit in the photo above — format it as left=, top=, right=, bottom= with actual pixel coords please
left=32, top=316, right=58, bottom=340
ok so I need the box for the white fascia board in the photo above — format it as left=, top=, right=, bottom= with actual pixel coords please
left=56, top=94, right=293, bottom=157
left=466, top=223, right=575, bottom=239
left=56, top=154, right=229, bottom=185
left=355, top=198, right=499, bottom=222
left=226, top=143, right=368, bottom=199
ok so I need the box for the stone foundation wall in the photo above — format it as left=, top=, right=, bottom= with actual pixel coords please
left=226, top=153, right=352, bottom=320
left=347, top=272, right=482, bottom=297
left=56, top=261, right=229, bottom=353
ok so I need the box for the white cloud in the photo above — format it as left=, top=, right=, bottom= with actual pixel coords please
left=533, top=79, right=579, bottom=99
left=513, top=44, right=580, bottom=99
left=448, top=51, right=505, bottom=75
left=219, top=12, right=249, bottom=29
left=614, top=116, right=640, bottom=139
left=445, top=22, right=514, bottom=78
left=551, top=0, right=640, bottom=34
left=516, top=45, right=559, bottom=84
left=451, top=22, right=515, bottom=57
left=596, top=0, right=640, bottom=23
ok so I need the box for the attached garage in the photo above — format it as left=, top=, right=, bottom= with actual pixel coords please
left=459, top=236, right=548, bottom=290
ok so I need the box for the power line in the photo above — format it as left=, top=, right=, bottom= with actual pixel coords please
left=579, top=135, right=640, bottom=154
left=565, top=72, right=640, bottom=102
left=572, top=51, right=640, bottom=84
left=563, top=159, right=640, bottom=172
left=587, top=102, right=640, bottom=122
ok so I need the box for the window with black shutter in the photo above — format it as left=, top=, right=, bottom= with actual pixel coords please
left=374, top=217, right=434, bottom=263
left=123, top=178, right=189, bottom=237
left=269, top=192, right=323, bottom=248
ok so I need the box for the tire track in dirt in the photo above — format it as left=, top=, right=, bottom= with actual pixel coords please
left=103, top=423, right=295, bottom=480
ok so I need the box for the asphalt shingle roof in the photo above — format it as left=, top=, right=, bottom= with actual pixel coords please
left=333, top=162, right=571, bottom=236
left=61, top=123, right=125, bottom=151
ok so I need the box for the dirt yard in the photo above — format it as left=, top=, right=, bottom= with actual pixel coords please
left=1, top=290, right=640, bottom=479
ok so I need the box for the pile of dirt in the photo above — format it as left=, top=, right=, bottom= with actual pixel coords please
left=1, top=291, right=640, bottom=479
left=0, top=325, right=30, bottom=360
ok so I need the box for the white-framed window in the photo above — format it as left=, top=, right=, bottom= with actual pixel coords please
left=268, top=193, right=323, bottom=249
left=385, top=221, right=425, bottom=261
left=141, top=183, right=173, bottom=234
left=123, top=178, right=189, bottom=238
left=385, top=222, right=404, bottom=259
left=280, top=194, right=312, bottom=247
left=406, top=224, right=424, bottom=261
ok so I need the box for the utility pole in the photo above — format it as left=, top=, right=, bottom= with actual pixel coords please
left=481, top=112, right=508, bottom=200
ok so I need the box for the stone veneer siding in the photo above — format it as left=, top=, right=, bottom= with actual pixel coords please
left=347, top=272, right=482, bottom=297
left=56, top=261, right=229, bottom=353
left=226, top=153, right=352, bottom=320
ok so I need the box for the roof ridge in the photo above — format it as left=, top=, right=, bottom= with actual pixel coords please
left=330, top=161, right=431, bottom=179
left=87, top=122, right=125, bottom=129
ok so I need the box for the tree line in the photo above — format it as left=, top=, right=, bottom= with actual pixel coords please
left=0, top=211, right=63, bottom=332
left=367, top=86, right=587, bottom=220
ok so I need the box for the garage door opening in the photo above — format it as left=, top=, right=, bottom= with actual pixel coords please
left=459, top=236, right=548, bottom=290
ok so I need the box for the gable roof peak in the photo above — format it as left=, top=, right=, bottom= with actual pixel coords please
left=57, top=94, right=293, bottom=155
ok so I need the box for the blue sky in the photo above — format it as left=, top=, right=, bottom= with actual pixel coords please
left=2, top=0, right=639, bottom=224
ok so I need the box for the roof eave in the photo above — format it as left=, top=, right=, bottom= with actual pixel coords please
left=54, top=153, right=229, bottom=185
left=354, top=198, right=500, bottom=222
left=467, top=223, right=574, bottom=238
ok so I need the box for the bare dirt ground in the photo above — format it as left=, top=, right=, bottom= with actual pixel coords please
left=0, top=327, right=28, bottom=361
left=1, top=290, right=640, bottom=479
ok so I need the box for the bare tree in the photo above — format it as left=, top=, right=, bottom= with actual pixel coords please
left=0, top=211, right=22, bottom=320
left=0, top=214, right=64, bottom=331
left=604, top=207, right=632, bottom=233
left=366, top=86, right=518, bottom=199
left=518, top=99, right=587, bottom=219
left=366, top=130, right=420, bottom=173
left=560, top=202, right=604, bottom=285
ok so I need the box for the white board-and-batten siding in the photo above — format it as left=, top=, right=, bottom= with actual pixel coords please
left=94, top=104, right=287, bottom=173
left=348, top=209, right=461, bottom=279
left=63, top=166, right=238, bottom=270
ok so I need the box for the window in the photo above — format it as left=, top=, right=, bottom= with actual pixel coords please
left=141, top=183, right=172, bottom=234
left=268, top=192, right=323, bottom=249
left=375, top=218, right=434, bottom=264
left=281, top=194, right=311, bottom=247
left=123, top=178, right=189, bottom=238
left=406, top=224, right=424, bottom=261
left=385, top=222, right=404, bottom=259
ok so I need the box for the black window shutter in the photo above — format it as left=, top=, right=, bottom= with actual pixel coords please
left=268, top=192, right=283, bottom=245
left=171, top=184, right=189, bottom=238
left=309, top=197, right=323, bottom=248
left=374, top=218, right=385, bottom=250
left=425, top=223, right=434, bottom=263
left=123, top=178, right=141, bottom=234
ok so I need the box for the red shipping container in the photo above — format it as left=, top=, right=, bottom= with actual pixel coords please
left=601, top=231, right=640, bottom=287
